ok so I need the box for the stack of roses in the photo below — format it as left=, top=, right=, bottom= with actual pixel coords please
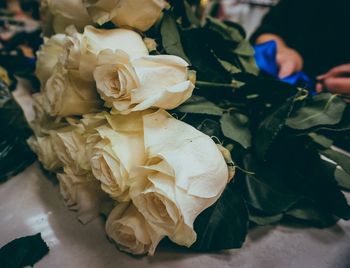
left=28, top=0, right=235, bottom=256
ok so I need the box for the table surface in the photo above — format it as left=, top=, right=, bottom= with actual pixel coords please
left=1, top=81, right=350, bottom=268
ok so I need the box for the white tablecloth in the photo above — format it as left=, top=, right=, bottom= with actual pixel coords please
left=1, top=81, right=350, bottom=268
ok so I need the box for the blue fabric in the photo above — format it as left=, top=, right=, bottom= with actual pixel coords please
left=253, top=41, right=315, bottom=91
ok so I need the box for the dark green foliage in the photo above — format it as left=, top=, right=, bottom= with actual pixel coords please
left=192, top=185, right=248, bottom=251
left=163, top=1, right=350, bottom=251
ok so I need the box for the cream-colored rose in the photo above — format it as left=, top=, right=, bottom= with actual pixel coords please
left=79, top=26, right=148, bottom=81
left=84, top=0, right=167, bottom=31
left=35, top=25, right=148, bottom=83
left=51, top=112, right=109, bottom=174
left=128, top=55, right=194, bottom=112
left=106, top=202, right=163, bottom=255
left=59, top=29, right=83, bottom=71
left=27, top=135, right=62, bottom=170
left=81, top=26, right=149, bottom=59
left=96, top=54, right=194, bottom=113
left=57, top=167, right=108, bottom=224
left=42, top=0, right=93, bottom=35
left=91, top=112, right=146, bottom=201
left=52, top=125, right=89, bottom=174
left=130, top=110, right=228, bottom=247
left=30, top=93, right=67, bottom=136
left=35, top=28, right=83, bottom=84
left=43, top=64, right=102, bottom=116
left=93, top=49, right=139, bottom=108
left=36, top=34, right=67, bottom=86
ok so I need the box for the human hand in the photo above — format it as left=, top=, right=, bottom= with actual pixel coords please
left=255, top=34, right=303, bottom=78
left=316, top=64, right=350, bottom=101
left=276, top=46, right=303, bottom=78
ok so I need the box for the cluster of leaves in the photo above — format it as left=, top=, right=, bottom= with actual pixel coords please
left=0, top=67, right=36, bottom=182
left=149, top=1, right=350, bottom=251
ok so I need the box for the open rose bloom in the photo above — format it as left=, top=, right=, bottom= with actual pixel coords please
left=29, top=0, right=235, bottom=256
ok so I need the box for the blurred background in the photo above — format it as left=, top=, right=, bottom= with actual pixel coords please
left=203, top=0, right=278, bottom=37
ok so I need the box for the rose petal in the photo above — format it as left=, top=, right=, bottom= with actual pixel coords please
left=142, top=110, right=228, bottom=198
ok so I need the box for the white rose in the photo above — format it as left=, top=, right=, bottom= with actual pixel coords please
left=106, top=202, right=163, bottom=255
left=42, top=0, right=93, bottom=35
left=93, top=49, right=139, bottom=108
left=35, top=28, right=83, bottom=83
left=59, top=29, right=83, bottom=71
left=43, top=64, right=102, bottom=116
left=52, top=125, right=89, bottom=174
left=91, top=112, right=146, bottom=201
left=84, top=0, right=167, bottom=32
left=127, top=55, right=194, bottom=112
left=27, top=135, right=62, bottom=170
left=80, top=26, right=149, bottom=57
left=57, top=167, right=108, bottom=224
left=36, top=34, right=67, bottom=86
left=94, top=54, right=194, bottom=113
left=79, top=26, right=148, bottom=81
left=130, top=110, right=228, bottom=247
left=51, top=112, right=109, bottom=174
left=30, top=93, right=67, bottom=136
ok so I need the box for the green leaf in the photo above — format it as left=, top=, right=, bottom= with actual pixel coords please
left=192, top=186, right=248, bottom=251
left=160, top=12, right=190, bottom=63
left=176, top=95, right=224, bottom=116
left=241, top=171, right=302, bottom=215
left=286, top=93, right=346, bottom=130
left=180, top=28, right=232, bottom=83
left=234, top=40, right=255, bottom=57
left=238, top=154, right=303, bottom=215
left=308, top=133, right=334, bottom=148
left=205, top=16, right=244, bottom=43
left=312, top=105, right=350, bottom=133
left=220, top=112, right=251, bottom=148
left=249, top=213, right=283, bottom=226
left=232, top=72, right=300, bottom=102
left=286, top=200, right=337, bottom=228
left=197, top=118, right=223, bottom=138
left=272, top=140, right=350, bottom=220
left=255, top=95, right=298, bottom=162
left=218, top=59, right=241, bottom=74
left=183, top=0, right=200, bottom=27
left=238, top=56, right=259, bottom=75
left=321, top=148, right=350, bottom=174
left=334, top=168, right=350, bottom=190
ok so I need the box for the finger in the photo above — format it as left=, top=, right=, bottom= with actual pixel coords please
left=324, top=77, right=350, bottom=95
left=317, top=64, right=350, bottom=80
left=278, top=61, right=296, bottom=78
left=315, top=82, right=324, bottom=93
left=316, top=73, right=327, bottom=80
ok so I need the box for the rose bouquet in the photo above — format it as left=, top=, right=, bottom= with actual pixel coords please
left=29, top=0, right=350, bottom=256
